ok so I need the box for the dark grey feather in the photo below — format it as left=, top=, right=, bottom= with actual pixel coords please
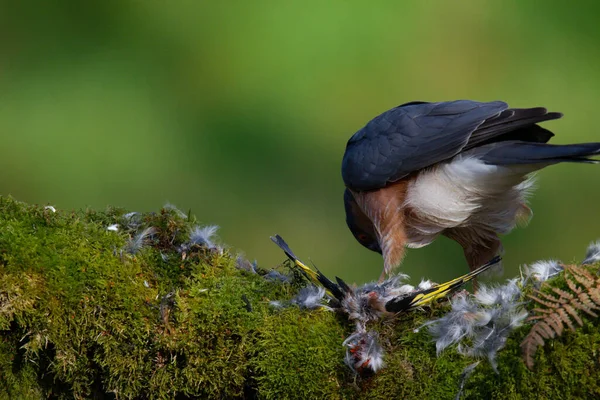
left=469, top=141, right=600, bottom=165
left=341, top=100, right=583, bottom=192
left=464, top=108, right=562, bottom=149
left=342, top=100, right=508, bottom=191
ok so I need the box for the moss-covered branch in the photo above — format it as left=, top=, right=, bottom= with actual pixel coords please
left=1, top=196, right=599, bottom=399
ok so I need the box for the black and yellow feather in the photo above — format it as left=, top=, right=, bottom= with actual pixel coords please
left=271, top=234, right=500, bottom=313
left=270, top=235, right=344, bottom=299
left=384, top=256, right=501, bottom=313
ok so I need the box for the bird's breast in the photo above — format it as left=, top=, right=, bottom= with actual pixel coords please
left=403, top=156, right=535, bottom=247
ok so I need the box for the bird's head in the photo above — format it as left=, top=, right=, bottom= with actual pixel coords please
left=344, top=189, right=382, bottom=254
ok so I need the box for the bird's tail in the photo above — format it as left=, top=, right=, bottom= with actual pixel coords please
left=476, top=141, right=600, bottom=166
left=385, top=256, right=502, bottom=313
left=270, top=235, right=343, bottom=299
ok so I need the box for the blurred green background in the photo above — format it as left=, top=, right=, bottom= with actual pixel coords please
left=1, top=1, right=599, bottom=285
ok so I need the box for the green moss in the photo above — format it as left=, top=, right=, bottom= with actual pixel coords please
left=354, top=307, right=476, bottom=399
left=0, top=196, right=352, bottom=399
left=461, top=273, right=600, bottom=400
left=251, top=309, right=349, bottom=399
left=350, top=271, right=600, bottom=400
left=1, top=195, right=600, bottom=399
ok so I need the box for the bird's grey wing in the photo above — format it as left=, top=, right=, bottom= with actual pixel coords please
left=464, top=107, right=562, bottom=149
left=342, top=100, right=509, bottom=191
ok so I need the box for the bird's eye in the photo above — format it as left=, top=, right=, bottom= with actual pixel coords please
left=357, top=233, right=369, bottom=243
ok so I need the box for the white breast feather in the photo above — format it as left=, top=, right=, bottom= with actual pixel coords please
left=403, top=156, right=535, bottom=248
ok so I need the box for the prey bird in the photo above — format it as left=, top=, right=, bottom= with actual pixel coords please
left=270, top=234, right=500, bottom=314
left=271, top=234, right=502, bottom=373
left=342, top=100, right=600, bottom=281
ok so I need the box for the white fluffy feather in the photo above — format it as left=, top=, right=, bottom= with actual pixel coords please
left=524, top=260, right=563, bottom=283
left=404, top=156, right=535, bottom=248
left=583, top=241, right=600, bottom=265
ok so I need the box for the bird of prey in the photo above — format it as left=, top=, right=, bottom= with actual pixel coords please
left=342, top=100, right=600, bottom=281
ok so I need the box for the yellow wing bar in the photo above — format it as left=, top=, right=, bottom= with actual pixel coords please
left=270, top=235, right=342, bottom=298
left=270, top=234, right=501, bottom=314
left=385, top=256, right=501, bottom=313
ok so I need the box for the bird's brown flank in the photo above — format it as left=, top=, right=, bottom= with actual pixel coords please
left=349, top=179, right=410, bottom=281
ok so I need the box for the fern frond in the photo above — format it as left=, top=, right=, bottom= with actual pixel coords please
left=587, top=289, right=600, bottom=307
left=557, top=308, right=575, bottom=331
left=551, top=287, right=573, bottom=301
left=534, top=289, right=562, bottom=303
left=529, top=308, right=553, bottom=315
left=547, top=313, right=564, bottom=336
left=527, top=294, right=558, bottom=309
left=537, top=321, right=557, bottom=339
left=574, top=294, right=599, bottom=317
left=574, top=298, right=599, bottom=318
left=565, top=275, right=582, bottom=294
left=521, top=340, right=536, bottom=370
left=521, top=324, right=554, bottom=369
left=570, top=265, right=595, bottom=280
left=521, top=265, right=600, bottom=370
left=562, top=304, right=583, bottom=327
left=569, top=265, right=595, bottom=288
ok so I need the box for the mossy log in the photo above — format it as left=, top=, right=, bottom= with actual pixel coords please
left=1, top=196, right=599, bottom=399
